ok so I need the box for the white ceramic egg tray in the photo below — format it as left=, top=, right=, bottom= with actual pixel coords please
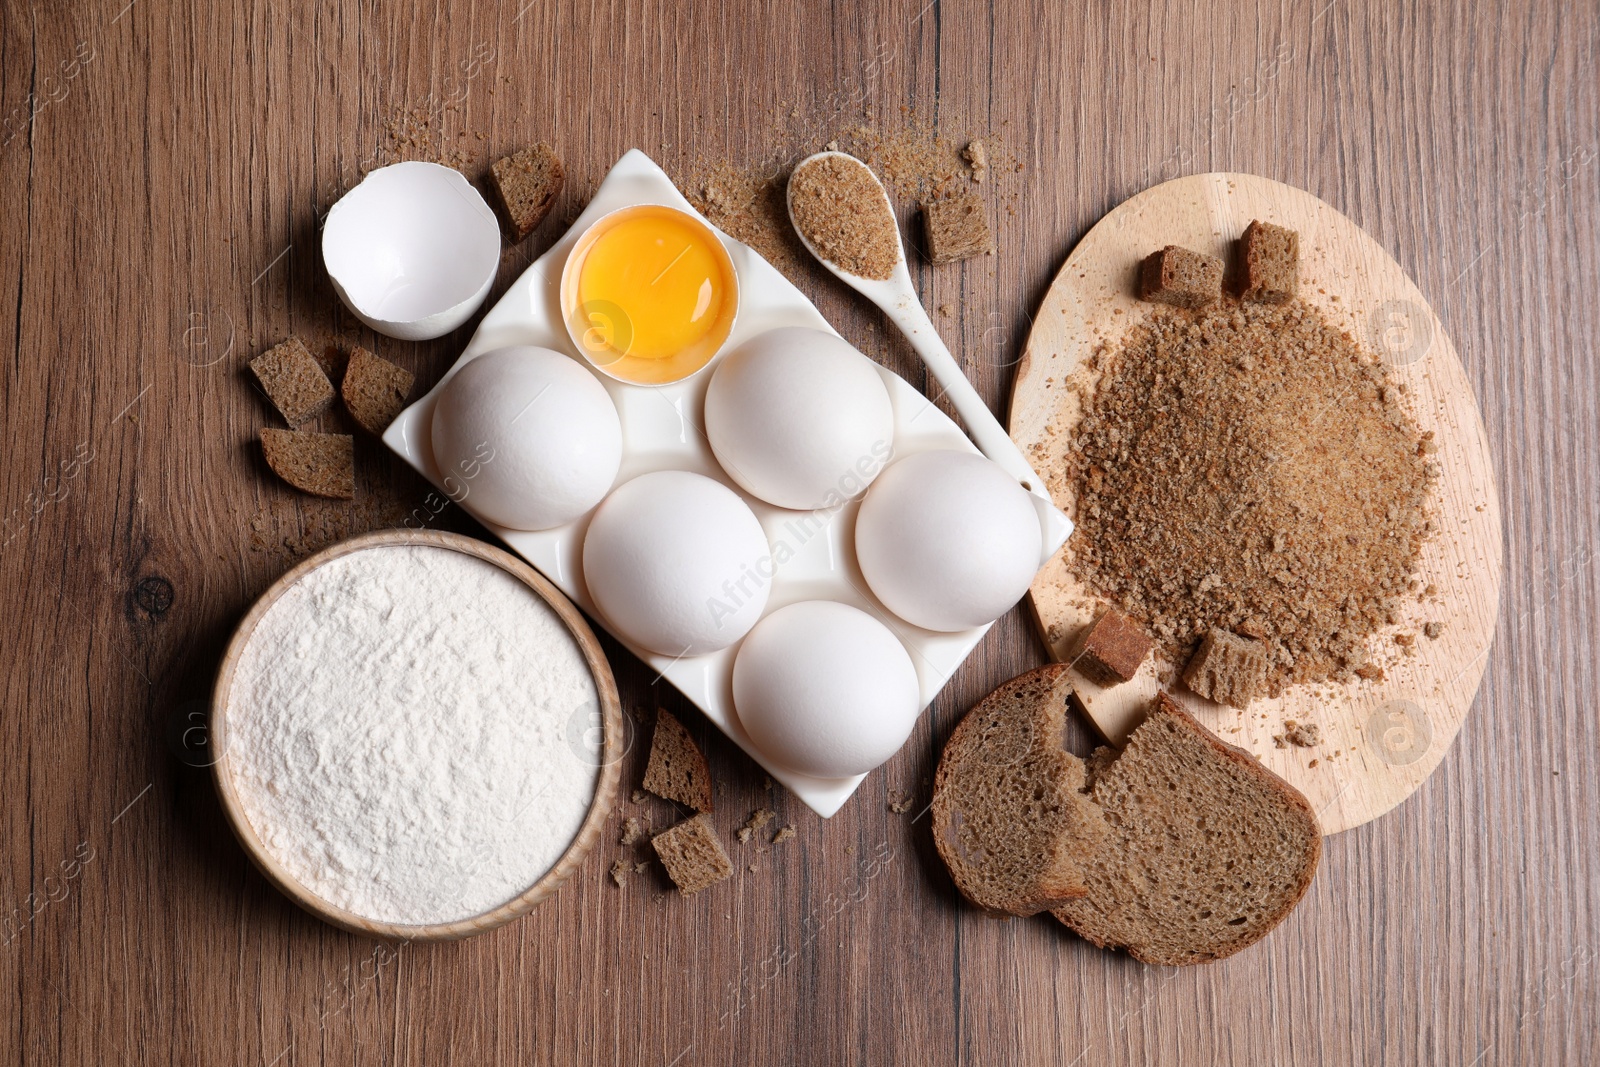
left=385, top=150, right=1060, bottom=816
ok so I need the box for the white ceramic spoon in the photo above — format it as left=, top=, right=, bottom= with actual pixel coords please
left=786, top=151, right=1072, bottom=557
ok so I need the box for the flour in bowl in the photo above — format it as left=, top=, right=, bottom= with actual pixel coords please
left=225, top=544, right=600, bottom=926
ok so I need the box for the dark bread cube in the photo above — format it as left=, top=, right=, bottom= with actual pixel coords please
left=1071, top=607, right=1154, bottom=686
left=642, top=709, right=714, bottom=812
left=1237, top=220, right=1299, bottom=304
left=1182, top=628, right=1268, bottom=709
left=488, top=143, right=565, bottom=241
left=251, top=337, right=335, bottom=427
left=340, top=346, right=415, bottom=436
left=1138, top=245, right=1224, bottom=308
left=922, top=192, right=994, bottom=265
left=651, top=815, right=733, bottom=895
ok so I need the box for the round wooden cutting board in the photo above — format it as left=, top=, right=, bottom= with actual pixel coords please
left=1010, top=173, right=1503, bottom=835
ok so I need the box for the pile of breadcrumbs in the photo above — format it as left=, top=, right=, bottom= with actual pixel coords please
left=1068, top=299, right=1437, bottom=694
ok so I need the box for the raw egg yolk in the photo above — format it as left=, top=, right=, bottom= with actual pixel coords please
left=577, top=211, right=729, bottom=363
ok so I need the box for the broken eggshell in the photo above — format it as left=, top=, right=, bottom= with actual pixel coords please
left=322, top=162, right=501, bottom=341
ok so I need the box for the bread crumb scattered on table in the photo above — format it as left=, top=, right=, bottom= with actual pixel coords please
left=737, top=808, right=775, bottom=844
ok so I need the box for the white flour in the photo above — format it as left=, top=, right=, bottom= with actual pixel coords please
left=226, top=545, right=600, bottom=926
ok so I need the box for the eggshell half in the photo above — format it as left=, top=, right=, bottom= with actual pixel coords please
left=323, top=162, right=501, bottom=341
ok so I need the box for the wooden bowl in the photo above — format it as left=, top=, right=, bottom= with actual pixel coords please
left=210, top=529, right=623, bottom=940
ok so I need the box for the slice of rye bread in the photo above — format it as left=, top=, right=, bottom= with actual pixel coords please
left=642, top=709, right=714, bottom=812
left=340, top=346, right=414, bottom=436
left=260, top=429, right=354, bottom=499
left=651, top=814, right=733, bottom=894
left=931, top=664, right=1108, bottom=914
left=1051, top=693, right=1322, bottom=965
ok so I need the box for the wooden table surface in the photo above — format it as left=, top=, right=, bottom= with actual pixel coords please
left=2, top=0, right=1595, bottom=1064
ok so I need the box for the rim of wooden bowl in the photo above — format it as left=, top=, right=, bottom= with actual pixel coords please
left=210, top=529, right=623, bottom=941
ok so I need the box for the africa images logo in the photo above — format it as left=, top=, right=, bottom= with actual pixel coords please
left=704, top=439, right=893, bottom=631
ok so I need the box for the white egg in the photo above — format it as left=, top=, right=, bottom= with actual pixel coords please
left=704, top=326, right=895, bottom=510
left=430, top=347, right=622, bottom=531
left=732, top=601, right=921, bottom=778
left=854, top=450, right=1043, bottom=632
left=582, top=471, right=772, bottom=656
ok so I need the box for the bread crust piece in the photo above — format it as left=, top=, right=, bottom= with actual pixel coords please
left=932, top=664, right=1107, bottom=915
left=488, top=143, right=565, bottom=240
left=1070, top=606, right=1154, bottom=686
left=1052, top=693, right=1322, bottom=965
left=251, top=337, right=335, bottom=427
left=260, top=429, right=353, bottom=499
left=642, top=709, right=714, bottom=812
left=921, top=191, right=995, bottom=265
left=340, top=346, right=414, bottom=436
left=1182, top=628, right=1268, bottom=708
left=651, top=814, right=732, bottom=895
left=1237, top=220, right=1299, bottom=304
left=1137, top=245, right=1224, bottom=309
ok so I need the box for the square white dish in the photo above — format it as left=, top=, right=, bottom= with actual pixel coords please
left=384, top=149, right=1051, bottom=816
